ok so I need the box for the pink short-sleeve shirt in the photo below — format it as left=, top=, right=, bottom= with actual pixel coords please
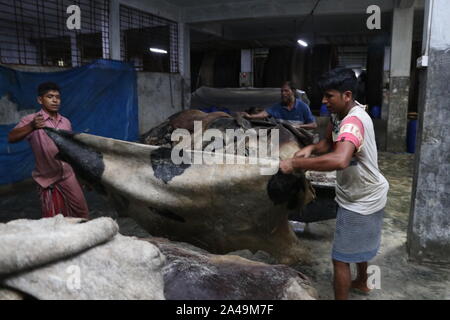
left=15, top=109, right=75, bottom=188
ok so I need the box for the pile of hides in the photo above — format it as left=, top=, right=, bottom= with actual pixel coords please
left=0, top=216, right=317, bottom=300
left=148, top=237, right=317, bottom=300
left=0, top=215, right=165, bottom=299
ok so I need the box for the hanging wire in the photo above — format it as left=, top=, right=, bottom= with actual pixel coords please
left=296, top=0, right=322, bottom=39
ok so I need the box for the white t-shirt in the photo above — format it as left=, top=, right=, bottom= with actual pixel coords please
left=331, top=102, right=389, bottom=215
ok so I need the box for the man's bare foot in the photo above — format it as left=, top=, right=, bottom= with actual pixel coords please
left=351, top=280, right=371, bottom=294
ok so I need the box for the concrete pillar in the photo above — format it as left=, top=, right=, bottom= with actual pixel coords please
left=109, top=0, right=121, bottom=61
left=386, top=2, right=415, bottom=152
left=178, top=22, right=191, bottom=109
left=407, top=0, right=450, bottom=264
left=381, top=46, right=390, bottom=122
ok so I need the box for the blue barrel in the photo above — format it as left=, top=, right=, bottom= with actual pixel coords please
left=320, top=104, right=329, bottom=116
left=407, top=119, right=418, bottom=153
left=370, top=105, right=381, bottom=119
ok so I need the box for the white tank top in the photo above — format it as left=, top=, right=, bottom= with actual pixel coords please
left=331, top=103, right=389, bottom=215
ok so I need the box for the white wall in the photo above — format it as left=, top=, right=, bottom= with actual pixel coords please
left=137, top=72, right=184, bottom=134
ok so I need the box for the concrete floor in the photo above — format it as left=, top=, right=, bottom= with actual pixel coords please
left=294, top=153, right=450, bottom=300
left=1, top=152, right=449, bottom=300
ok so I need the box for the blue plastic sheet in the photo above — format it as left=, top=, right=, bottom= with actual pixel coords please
left=0, top=59, right=139, bottom=185
left=198, top=106, right=231, bottom=114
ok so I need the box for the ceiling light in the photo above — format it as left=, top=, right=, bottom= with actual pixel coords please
left=150, top=48, right=168, bottom=54
left=297, top=39, right=308, bottom=47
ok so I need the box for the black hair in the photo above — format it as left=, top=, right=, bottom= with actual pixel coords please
left=281, top=81, right=296, bottom=91
left=281, top=81, right=298, bottom=98
left=317, top=68, right=357, bottom=96
left=37, top=82, right=61, bottom=97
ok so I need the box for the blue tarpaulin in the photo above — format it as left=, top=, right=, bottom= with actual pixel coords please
left=0, top=59, right=139, bottom=185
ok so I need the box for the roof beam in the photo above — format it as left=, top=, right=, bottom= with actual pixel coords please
left=396, top=0, right=416, bottom=9
left=190, top=23, right=229, bottom=39
left=120, top=0, right=181, bottom=22
left=182, top=0, right=397, bottom=23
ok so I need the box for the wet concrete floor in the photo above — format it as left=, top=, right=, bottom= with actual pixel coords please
left=293, top=152, right=450, bottom=299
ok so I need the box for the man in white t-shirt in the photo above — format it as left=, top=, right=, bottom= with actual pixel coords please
left=280, top=68, right=389, bottom=300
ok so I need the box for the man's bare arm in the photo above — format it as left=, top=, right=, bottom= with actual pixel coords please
left=311, top=122, right=333, bottom=155
left=8, top=124, right=34, bottom=143
left=295, top=122, right=333, bottom=158
left=281, top=140, right=355, bottom=173
left=242, top=110, right=270, bottom=120
left=8, top=115, right=44, bottom=143
left=297, top=122, right=318, bottom=130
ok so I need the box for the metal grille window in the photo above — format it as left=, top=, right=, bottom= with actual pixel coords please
left=120, top=5, right=179, bottom=73
left=337, top=46, right=368, bottom=68
left=0, top=0, right=109, bottom=67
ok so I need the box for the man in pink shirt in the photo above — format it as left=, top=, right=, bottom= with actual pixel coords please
left=8, top=82, right=89, bottom=219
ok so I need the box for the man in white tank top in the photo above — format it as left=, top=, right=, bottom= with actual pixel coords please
left=280, top=68, right=389, bottom=300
